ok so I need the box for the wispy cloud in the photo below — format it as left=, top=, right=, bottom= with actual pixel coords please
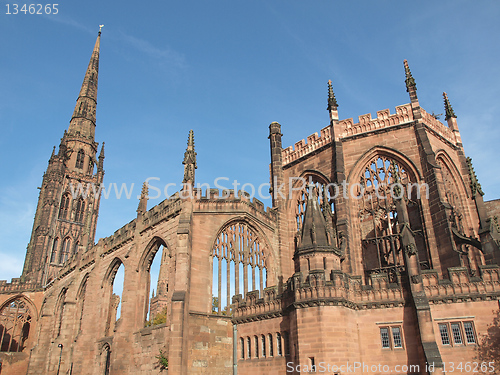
left=43, top=14, right=95, bottom=35
left=116, top=31, right=186, bottom=69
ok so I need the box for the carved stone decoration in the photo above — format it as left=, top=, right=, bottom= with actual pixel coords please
left=405, top=243, right=417, bottom=257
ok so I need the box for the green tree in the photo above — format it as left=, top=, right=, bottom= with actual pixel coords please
left=144, top=307, right=168, bottom=327
left=212, top=296, right=219, bottom=314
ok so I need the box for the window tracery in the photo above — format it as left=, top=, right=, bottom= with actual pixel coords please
left=75, top=198, right=85, bottom=223
left=0, top=298, right=32, bottom=352
left=59, top=237, right=71, bottom=264
left=50, top=238, right=59, bottom=263
left=295, top=176, right=336, bottom=233
left=212, top=222, right=267, bottom=315
left=358, top=155, right=429, bottom=283
left=58, top=193, right=70, bottom=220
left=76, top=149, right=85, bottom=169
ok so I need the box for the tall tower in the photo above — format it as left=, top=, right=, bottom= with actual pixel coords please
left=22, top=31, right=104, bottom=285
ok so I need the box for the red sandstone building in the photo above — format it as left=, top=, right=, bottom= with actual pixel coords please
left=1, top=32, right=499, bottom=375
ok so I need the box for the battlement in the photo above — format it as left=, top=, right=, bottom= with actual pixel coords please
left=233, top=265, right=500, bottom=321
left=142, top=196, right=182, bottom=229
left=195, top=189, right=277, bottom=220
left=281, top=104, right=459, bottom=166
left=0, top=278, right=39, bottom=293
left=282, top=125, right=332, bottom=166
left=338, top=104, right=413, bottom=139
left=422, top=265, right=500, bottom=303
left=420, top=107, right=456, bottom=145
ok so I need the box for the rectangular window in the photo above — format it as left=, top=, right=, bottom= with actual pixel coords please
left=463, top=322, right=476, bottom=344
left=392, top=327, right=402, bottom=348
left=439, top=324, right=450, bottom=345
left=277, top=332, right=283, bottom=356
left=380, top=327, right=390, bottom=348
left=240, top=338, right=244, bottom=359
left=254, top=336, right=259, bottom=358
left=451, top=323, right=463, bottom=345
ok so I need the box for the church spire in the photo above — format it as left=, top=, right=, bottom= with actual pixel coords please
left=67, top=29, right=101, bottom=141
left=182, top=130, right=197, bottom=186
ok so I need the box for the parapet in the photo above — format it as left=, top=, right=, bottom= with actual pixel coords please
left=282, top=125, right=332, bottom=166
left=281, top=103, right=459, bottom=167
left=338, top=104, right=413, bottom=139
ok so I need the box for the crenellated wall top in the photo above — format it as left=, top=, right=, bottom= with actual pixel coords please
left=282, top=125, right=332, bottom=166
left=281, top=103, right=459, bottom=166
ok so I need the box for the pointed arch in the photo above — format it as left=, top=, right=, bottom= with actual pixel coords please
left=137, top=237, right=170, bottom=324
left=0, top=295, right=36, bottom=352
left=102, top=257, right=125, bottom=288
left=137, top=236, right=170, bottom=273
left=102, top=258, right=125, bottom=336
left=76, top=149, right=85, bottom=169
left=75, top=198, right=85, bottom=223
left=347, top=145, right=422, bottom=185
left=58, top=193, right=71, bottom=219
left=349, top=148, right=430, bottom=283
left=100, top=342, right=111, bottom=375
left=210, top=217, right=275, bottom=315
left=435, top=150, right=469, bottom=200
left=59, top=237, right=71, bottom=264
left=289, top=170, right=336, bottom=235
left=50, top=238, right=60, bottom=264
left=75, top=274, right=90, bottom=336
left=53, top=288, right=68, bottom=339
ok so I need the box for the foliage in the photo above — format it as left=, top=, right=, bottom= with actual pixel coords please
left=144, top=307, right=168, bottom=327
left=211, top=296, right=233, bottom=315
left=211, top=296, right=218, bottom=314
left=156, top=349, right=168, bottom=371
left=476, top=309, right=500, bottom=374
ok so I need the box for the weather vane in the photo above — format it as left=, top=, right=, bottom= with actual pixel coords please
left=99, top=24, right=104, bottom=33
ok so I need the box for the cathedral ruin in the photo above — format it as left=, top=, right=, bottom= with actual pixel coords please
left=1, top=31, right=500, bottom=375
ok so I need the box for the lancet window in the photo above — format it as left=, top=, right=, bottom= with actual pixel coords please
left=358, top=155, right=430, bottom=283
left=75, top=198, right=85, bottom=223
left=50, top=238, right=59, bottom=263
left=295, top=176, right=336, bottom=233
left=212, top=222, right=267, bottom=315
left=58, top=193, right=70, bottom=219
left=59, top=237, right=71, bottom=264
left=54, top=289, right=67, bottom=338
left=76, top=149, right=85, bottom=169
left=0, top=298, right=32, bottom=352
left=437, top=158, right=466, bottom=233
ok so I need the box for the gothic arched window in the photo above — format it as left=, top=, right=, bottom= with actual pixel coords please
left=54, top=289, right=67, bottom=339
left=212, top=222, right=268, bottom=315
left=58, top=193, right=70, bottom=220
left=59, top=238, right=71, bottom=264
left=357, top=155, right=430, bottom=283
left=295, top=175, right=336, bottom=233
left=76, top=150, right=85, bottom=169
left=73, top=241, right=80, bottom=255
left=0, top=298, right=32, bottom=352
left=50, top=238, right=59, bottom=263
left=75, top=198, right=85, bottom=223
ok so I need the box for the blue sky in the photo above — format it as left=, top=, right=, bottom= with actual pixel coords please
left=1, top=1, right=499, bottom=284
